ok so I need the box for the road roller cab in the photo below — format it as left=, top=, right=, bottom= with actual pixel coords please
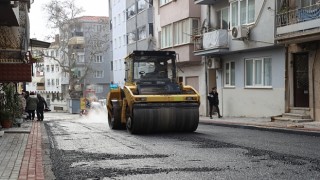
left=107, top=50, right=200, bottom=134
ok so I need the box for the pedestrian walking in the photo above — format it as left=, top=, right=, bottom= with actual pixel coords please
left=36, top=94, right=48, bottom=121
left=26, top=92, right=38, bottom=120
left=207, top=87, right=222, bottom=119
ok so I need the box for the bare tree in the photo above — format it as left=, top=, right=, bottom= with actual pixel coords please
left=42, top=0, right=109, bottom=99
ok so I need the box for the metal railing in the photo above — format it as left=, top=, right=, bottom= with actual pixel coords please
left=276, top=3, right=320, bottom=27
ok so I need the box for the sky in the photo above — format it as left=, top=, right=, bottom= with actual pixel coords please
left=29, top=0, right=109, bottom=41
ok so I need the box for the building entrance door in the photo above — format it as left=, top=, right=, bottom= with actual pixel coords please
left=293, top=53, right=309, bottom=107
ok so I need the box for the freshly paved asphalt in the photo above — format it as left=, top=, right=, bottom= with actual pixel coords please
left=0, top=113, right=320, bottom=179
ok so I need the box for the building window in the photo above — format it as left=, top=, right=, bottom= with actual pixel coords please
left=230, top=0, right=255, bottom=27
left=162, top=18, right=199, bottom=48
left=217, top=7, right=229, bottom=29
left=160, top=0, right=172, bottom=6
left=56, top=79, right=60, bottom=86
left=94, top=71, right=104, bottom=78
left=77, top=54, right=85, bottom=63
left=51, top=79, right=55, bottom=86
left=173, top=18, right=196, bottom=46
left=137, top=0, right=146, bottom=13
left=225, top=61, right=235, bottom=86
left=55, top=64, right=59, bottom=72
left=127, top=4, right=136, bottom=19
left=138, top=26, right=147, bottom=40
left=301, top=0, right=316, bottom=7
left=245, top=57, right=272, bottom=87
left=47, top=79, right=50, bottom=86
left=46, top=65, right=50, bottom=72
left=94, top=85, right=103, bottom=93
left=127, top=31, right=136, bottom=44
left=161, top=24, right=172, bottom=48
left=111, top=61, right=113, bottom=71
left=51, top=65, right=54, bottom=72
left=95, top=55, right=103, bottom=63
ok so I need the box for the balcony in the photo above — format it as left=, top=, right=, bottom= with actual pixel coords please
left=194, top=0, right=221, bottom=5
left=276, top=3, right=320, bottom=44
left=68, top=36, right=84, bottom=45
left=71, top=31, right=83, bottom=37
left=193, top=28, right=229, bottom=56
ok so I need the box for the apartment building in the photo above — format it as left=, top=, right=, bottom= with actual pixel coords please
left=26, top=38, right=67, bottom=112
left=109, top=0, right=127, bottom=87
left=109, top=0, right=154, bottom=87
left=26, top=16, right=112, bottom=113
left=275, top=0, right=320, bottom=121
left=66, top=16, right=112, bottom=100
left=194, top=0, right=286, bottom=117
left=155, top=0, right=205, bottom=115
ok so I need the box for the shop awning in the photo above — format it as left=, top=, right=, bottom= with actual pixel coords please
left=32, top=76, right=45, bottom=83
left=30, top=39, right=51, bottom=48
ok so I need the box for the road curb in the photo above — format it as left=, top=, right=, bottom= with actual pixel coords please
left=4, top=130, right=31, bottom=133
left=199, top=121, right=320, bottom=137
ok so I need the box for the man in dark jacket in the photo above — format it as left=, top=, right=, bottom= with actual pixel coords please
left=207, top=87, right=222, bottom=119
left=26, top=92, right=38, bottom=120
left=36, top=94, right=48, bottom=121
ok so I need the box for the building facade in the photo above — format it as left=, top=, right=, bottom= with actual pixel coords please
left=66, top=16, right=112, bottom=100
left=109, top=0, right=127, bottom=87
left=275, top=0, right=320, bottom=121
left=194, top=0, right=287, bottom=117
left=156, top=0, right=205, bottom=115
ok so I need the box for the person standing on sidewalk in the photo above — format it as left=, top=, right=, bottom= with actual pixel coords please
left=26, top=92, right=38, bottom=120
left=207, top=87, right=222, bottom=119
left=36, top=94, right=48, bottom=121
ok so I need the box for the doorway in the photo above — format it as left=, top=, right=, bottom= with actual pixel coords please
left=293, top=53, right=309, bottom=107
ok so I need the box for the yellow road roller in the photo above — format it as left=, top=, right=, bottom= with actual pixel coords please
left=107, top=50, right=200, bottom=134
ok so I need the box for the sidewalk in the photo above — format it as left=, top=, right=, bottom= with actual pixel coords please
left=0, top=120, right=44, bottom=180
left=199, top=116, right=320, bottom=136
left=0, top=114, right=320, bottom=179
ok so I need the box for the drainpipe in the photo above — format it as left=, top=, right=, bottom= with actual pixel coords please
left=207, top=5, right=210, bottom=30
left=312, top=45, right=318, bottom=121
left=204, top=56, right=208, bottom=117
left=285, top=45, right=289, bottom=113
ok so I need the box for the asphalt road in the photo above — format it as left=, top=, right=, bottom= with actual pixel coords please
left=43, top=112, right=320, bottom=180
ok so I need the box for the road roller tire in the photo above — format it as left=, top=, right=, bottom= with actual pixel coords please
left=127, top=103, right=199, bottom=134
left=108, top=102, right=124, bottom=130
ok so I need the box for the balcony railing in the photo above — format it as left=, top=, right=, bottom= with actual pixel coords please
left=276, top=4, right=320, bottom=27
left=72, top=31, right=84, bottom=37
left=193, top=27, right=228, bottom=51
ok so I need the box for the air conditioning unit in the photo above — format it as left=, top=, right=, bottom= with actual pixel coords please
left=231, top=25, right=249, bottom=40
left=207, top=57, right=221, bottom=69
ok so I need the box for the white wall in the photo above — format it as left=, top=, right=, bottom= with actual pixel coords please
left=111, top=0, right=127, bottom=87
left=217, top=47, right=286, bottom=117
left=177, top=63, right=207, bottom=116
